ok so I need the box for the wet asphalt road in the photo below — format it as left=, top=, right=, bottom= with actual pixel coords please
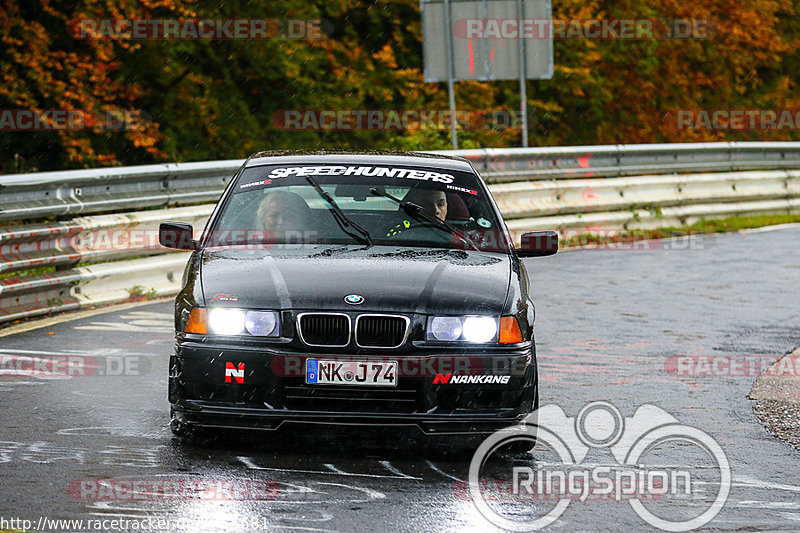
left=1, top=226, right=799, bottom=532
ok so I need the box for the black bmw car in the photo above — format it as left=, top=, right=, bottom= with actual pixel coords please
left=160, top=151, right=557, bottom=440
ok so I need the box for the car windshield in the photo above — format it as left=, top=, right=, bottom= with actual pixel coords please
left=206, top=163, right=510, bottom=252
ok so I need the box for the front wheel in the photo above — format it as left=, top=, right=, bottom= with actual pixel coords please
left=170, top=407, right=204, bottom=440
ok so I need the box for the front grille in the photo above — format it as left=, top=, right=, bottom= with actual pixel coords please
left=282, top=382, right=419, bottom=413
left=298, top=313, right=350, bottom=347
left=355, top=315, right=409, bottom=348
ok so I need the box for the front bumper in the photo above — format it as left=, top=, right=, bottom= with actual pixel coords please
left=170, top=338, right=537, bottom=436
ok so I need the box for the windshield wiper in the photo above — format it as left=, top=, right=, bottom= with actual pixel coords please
left=305, top=176, right=373, bottom=246
left=369, top=187, right=479, bottom=251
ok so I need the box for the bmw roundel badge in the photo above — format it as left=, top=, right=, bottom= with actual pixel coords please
left=344, top=294, right=364, bottom=305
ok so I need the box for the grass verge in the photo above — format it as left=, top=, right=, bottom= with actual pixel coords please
left=560, top=213, right=800, bottom=248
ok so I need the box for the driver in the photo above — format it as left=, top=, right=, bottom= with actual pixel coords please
left=405, top=188, right=448, bottom=222
left=256, top=190, right=312, bottom=242
left=385, top=188, right=447, bottom=237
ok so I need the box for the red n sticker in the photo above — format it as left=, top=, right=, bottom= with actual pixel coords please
left=225, top=362, right=245, bottom=383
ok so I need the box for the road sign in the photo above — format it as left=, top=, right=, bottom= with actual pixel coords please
left=421, top=0, right=553, bottom=148
left=422, top=0, right=553, bottom=82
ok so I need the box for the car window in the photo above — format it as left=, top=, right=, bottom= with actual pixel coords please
left=206, top=164, right=510, bottom=252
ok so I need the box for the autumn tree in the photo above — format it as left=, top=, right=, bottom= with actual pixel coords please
left=1, top=0, right=798, bottom=172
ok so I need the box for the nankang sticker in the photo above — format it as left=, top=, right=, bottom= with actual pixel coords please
left=267, top=166, right=455, bottom=184
left=433, top=374, right=510, bottom=384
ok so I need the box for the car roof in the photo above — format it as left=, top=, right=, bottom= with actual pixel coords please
left=243, top=150, right=477, bottom=173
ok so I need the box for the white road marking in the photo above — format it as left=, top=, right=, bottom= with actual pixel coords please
left=378, top=460, right=422, bottom=480
left=323, top=463, right=347, bottom=475
left=74, top=321, right=172, bottom=333
left=0, top=347, right=154, bottom=356
left=424, top=459, right=462, bottom=482
left=129, top=320, right=169, bottom=327
left=88, top=512, right=158, bottom=519
left=88, top=502, right=148, bottom=511
left=733, top=475, right=800, bottom=493
left=237, top=457, right=415, bottom=480
left=735, top=501, right=800, bottom=509
left=314, top=481, right=386, bottom=500
left=273, top=481, right=317, bottom=497
left=0, top=299, right=170, bottom=338
left=741, top=223, right=800, bottom=234
left=265, top=528, right=339, bottom=533
left=88, top=501, right=343, bottom=531
left=56, top=426, right=162, bottom=439
left=122, top=311, right=171, bottom=319
left=1, top=348, right=94, bottom=355
left=0, top=440, right=162, bottom=466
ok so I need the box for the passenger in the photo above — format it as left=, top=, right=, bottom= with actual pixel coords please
left=256, top=191, right=312, bottom=242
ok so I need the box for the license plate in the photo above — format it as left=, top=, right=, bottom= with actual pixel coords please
left=306, top=360, right=397, bottom=387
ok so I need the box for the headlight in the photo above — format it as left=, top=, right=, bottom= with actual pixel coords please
left=205, top=308, right=281, bottom=337
left=426, top=315, right=499, bottom=343
left=429, top=316, right=463, bottom=341
left=462, top=316, right=498, bottom=343
left=208, top=308, right=246, bottom=335
left=244, top=310, right=279, bottom=336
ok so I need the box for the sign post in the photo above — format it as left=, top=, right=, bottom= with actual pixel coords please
left=422, top=0, right=553, bottom=148
left=443, top=0, right=459, bottom=149
left=517, top=0, right=529, bottom=147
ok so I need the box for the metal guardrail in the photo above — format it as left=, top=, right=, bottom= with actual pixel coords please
left=2, top=142, right=800, bottom=324
left=4, top=142, right=800, bottom=222
left=444, top=141, right=800, bottom=182
left=493, top=170, right=800, bottom=233
left=0, top=160, right=241, bottom=222
left=0, top=206, right=211, bottom=323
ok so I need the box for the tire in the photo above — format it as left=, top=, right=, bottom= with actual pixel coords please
left=170, top=408, right=204, bottom=441
left=500, top=439, right=535, bottom=456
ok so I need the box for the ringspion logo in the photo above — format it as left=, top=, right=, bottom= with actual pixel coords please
left=470, top=401, right=730, bottom=531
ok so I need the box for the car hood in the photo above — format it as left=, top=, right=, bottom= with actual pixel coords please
left=200, top=245, right=511, bottom=315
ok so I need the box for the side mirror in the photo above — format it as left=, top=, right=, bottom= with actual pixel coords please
left=159, top=222, right=196, bottom=250
left=517, top=230, right=559, bottom=257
